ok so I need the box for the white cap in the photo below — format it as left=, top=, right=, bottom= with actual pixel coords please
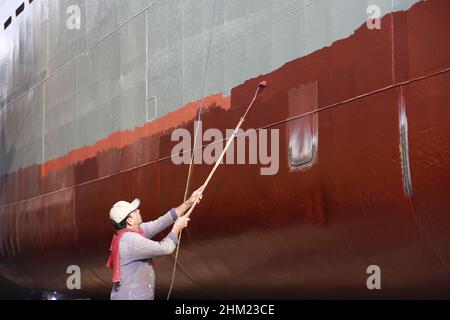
left=109, top=198, right=140, bottom=223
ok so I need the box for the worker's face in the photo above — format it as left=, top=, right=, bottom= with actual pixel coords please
left=127, top=209, right=142, bottom=226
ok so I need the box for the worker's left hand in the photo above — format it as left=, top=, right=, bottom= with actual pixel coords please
left=187, top=185, right=204, bottom=206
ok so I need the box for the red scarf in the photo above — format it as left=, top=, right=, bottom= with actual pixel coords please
left=106, top=228, right=145, bottom=283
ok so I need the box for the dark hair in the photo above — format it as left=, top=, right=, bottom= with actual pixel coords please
left=111, top=214, right=130, bottom=231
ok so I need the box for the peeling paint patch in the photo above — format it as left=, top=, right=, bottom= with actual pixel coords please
left=287, top=80, right=318, bottom=170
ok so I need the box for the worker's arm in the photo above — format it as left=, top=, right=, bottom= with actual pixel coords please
left=175, top=186, right=204, bottom=217
left=126, top=216, right=190, bottom=260
left=140, top=208, right=178, bottom=239
left=140, top=187, right=203, bottom=238
left=125, top=232, right=178, bottom=260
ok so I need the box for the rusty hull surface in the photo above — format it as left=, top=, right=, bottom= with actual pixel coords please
left=0, top=0, right=449, bottom=298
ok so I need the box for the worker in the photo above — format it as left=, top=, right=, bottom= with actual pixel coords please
left=106, top=186, right=203, bottom=300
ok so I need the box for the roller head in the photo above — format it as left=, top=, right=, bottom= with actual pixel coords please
left=259, top=80, right=267, bottom=88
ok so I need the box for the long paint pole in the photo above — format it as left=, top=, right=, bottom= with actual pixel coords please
left=185, top=80, right=267, bottom=218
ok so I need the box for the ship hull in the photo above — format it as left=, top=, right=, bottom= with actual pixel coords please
left=0, top=0, right=449, bottom=298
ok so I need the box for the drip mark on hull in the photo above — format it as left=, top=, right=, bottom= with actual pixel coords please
left=399, top=89, right=413, bottom=197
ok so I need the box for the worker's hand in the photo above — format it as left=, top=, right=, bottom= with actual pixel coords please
left=172, top=215, right=191, bottom=234
left=187, top=185, right=204, bottom=206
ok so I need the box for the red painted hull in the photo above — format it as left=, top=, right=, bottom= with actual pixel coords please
left=0, top=0, right=449, bottom=298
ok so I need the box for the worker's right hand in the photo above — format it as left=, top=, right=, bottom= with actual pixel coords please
left=172, top=215, right=191, bottom=234
left=187, top=185, right=204, bottom=207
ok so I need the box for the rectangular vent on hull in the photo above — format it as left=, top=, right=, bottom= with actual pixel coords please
left=4, top=17, right=11, bottom=29
left=16, top=3, right=25, bottom=17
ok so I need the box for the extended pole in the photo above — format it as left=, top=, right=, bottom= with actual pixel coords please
left=166, top=80, right=267, bottom=300
left=185, top=80, right=267, bottom=218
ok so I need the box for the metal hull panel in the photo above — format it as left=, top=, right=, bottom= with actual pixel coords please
left=0, top=0, right=449, bottom=298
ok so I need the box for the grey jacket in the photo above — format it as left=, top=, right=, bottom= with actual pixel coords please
left=110, top=208, right=179, bottom=300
